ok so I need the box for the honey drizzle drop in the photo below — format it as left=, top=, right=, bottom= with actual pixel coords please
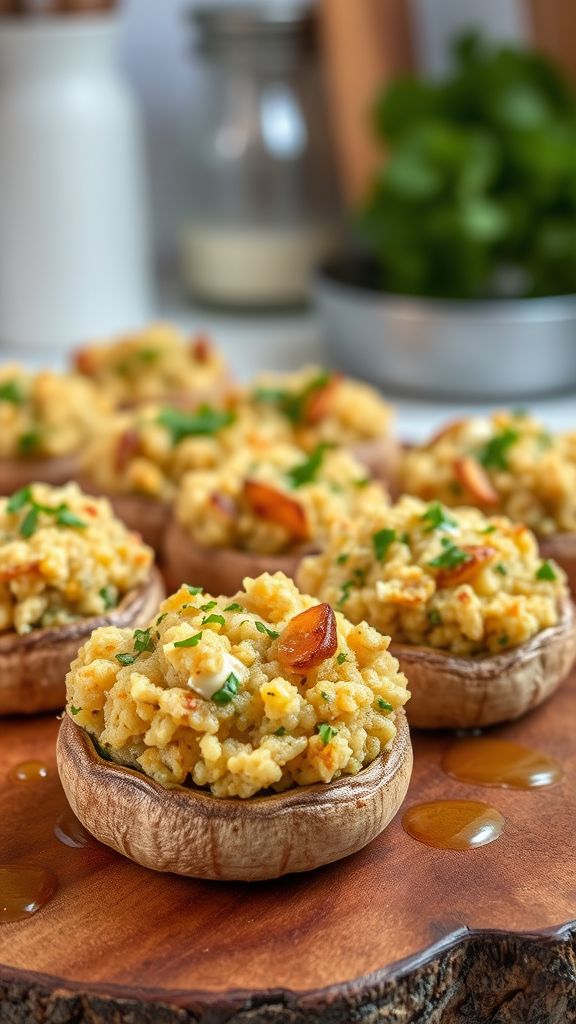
left=442, top=738, right=563, bottom=789
left=0, top=865, right=57, bottom=923
left=402, top=800, right=505, bottom=850
left=8, top=760, right=49, bottom=783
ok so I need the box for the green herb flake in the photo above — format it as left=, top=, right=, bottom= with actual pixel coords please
left=55, top=505, right=86, bottom=529
left=158, top=406, right=234, bottom=445
left=354, top=477, right=371, bottom=488
left=185, top=585, right=203, bottom=596
left=400, top=532, right=411, bottom=545
left=336, top=552, right=349, bottom=565
left=99, top=585, right=118, bottom=611
left=7, top=486, right=32, bottom=513
left=133, top=628, right=155, bottom=654
left=212, top=672, right=240, bottom=705
left=224, top=602, right=243, bottom=612
left=116, top=652, right=137, bottom=666
left=69, top=705, right=82, bottom=716
left=377, top=698, right=394, bottom=712
left=498, top=634, right=510, bottom=647
left=274, top=726, right=287, bottom=736
left=337, top=579, right=355, bottom=608
left=428, top=540, right=469, bottom=571
left=156, top=612, right=169, bottom=625
left=20, top=506, right=39, bottom=539
left=255, top=621, right=280, bottom=639
left=336, top=652, right=348, bottom=664
left=0, top=379, right=24, bottom=405
left=482, top=524, right=496, bottom=534
left=18, top=430, right=41, bottom=455
left=478, top=429, right=519, bottom=471
left=173, top=632, right=203, bottom=649
left=536, top=561, right=557, bottom=582
left=200, top=600, right=217, bottom=612
left=428, top=608, right=442, bottom=626
left=321, top=690, right=331, bottom=700
left=495, top=563, right=507, bottom=576
left=373, top=527, right=396, bottom=562
left=317, top=723, right=338, bottom=745
left=286, top=444, right=328, bottom=489
left=422, top=502, right=457, bottom=533
left=202, top=614, right=225, bottom=627
left=254, top=372, right=332, bottom=425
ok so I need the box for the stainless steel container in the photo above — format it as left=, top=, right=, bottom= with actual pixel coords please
left=315, top=263, right=576, bottom=399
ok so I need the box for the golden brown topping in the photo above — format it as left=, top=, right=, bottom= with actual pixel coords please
left=277, top=602, right=338, bottom=672
left=114, top=428, right=141, bottom=472
left=454, top=456, right=499, bottom=506
left=244, top=479, right=309, bottom=542
left=426, top=419, right=466, bottom=448
left=190, top=335, right=212, bottom=363
left=303, top=373, right=342, bottom=425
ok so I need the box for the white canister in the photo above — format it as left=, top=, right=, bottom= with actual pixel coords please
left=0, top=14, right=152, bottom=351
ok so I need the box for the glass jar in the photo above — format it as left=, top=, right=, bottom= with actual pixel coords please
left=180, top=1, right=339, bottom=308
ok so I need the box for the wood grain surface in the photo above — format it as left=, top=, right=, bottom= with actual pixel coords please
left=1, top=663, right=576, bottom=1021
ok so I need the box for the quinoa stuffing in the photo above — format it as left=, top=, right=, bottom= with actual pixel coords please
left=174, top=443, right=386, bottom=554
left=400, top=410, right=576, bottom=537
left=0, top=365, right=109, bottom=460
left=297, top=495, right=567, bottom=657
left=65, top=572, right=409, bottom=798
left=0, top=483, right=153, bottom=634
left=74, top=323, right=229, bottom=407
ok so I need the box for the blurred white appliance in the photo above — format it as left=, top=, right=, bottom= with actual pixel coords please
left=0, top=12, right=152, bottom=351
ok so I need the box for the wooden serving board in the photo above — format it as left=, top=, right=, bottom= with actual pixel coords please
left=1, top=670, right=575, bottom=1024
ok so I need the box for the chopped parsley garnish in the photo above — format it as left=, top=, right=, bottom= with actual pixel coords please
left=54, top=506, right=87, bottom=529
left=336, top=652, right=348, bottom=664
left=536, top=561, right=557, bottom=582
left=477, top=428, right=519, bottom=471
left=321, top=690, right=331, bottom=700
left=337, top=579, right=355, bottom=607
left=7, top=486, right=32, bottom=513
left=495, top=563, right=507, bottom=576
left=139, top=348, right=159, bottom=363
left=99, top=585, right=118, bottom=611
left=274, top=726, right=287, bottom=736
left=185, top=585, right=203, bottom=595
left=200, top=600, right=217, bottom=612
left=133, top=628, right=155, bottom=654
left=372, top=527, right=396, bottom=562
left=400, top=532, right=411, bottom=545
left=336, top=552, right=349, bottom=565
left=255, top=621, right=280, bottom=639
left=6, top=487, right=86, bottom=537
left=498, top=634, right=510, bottom=646
left=158, top=406, right=235, bottom=445
left=421, top=502, right=457, bottom=533
left=202, top=614, right=225, bottom=627
left=69, top=705, right=81, bottom=716
left=0, top=379, right=24, bottom=405
left=20, top=506, right=39, bottom=539
left=377, top=698, right=394, bottom=712
left=18, top=430, right=41, bottom=454
left=156, top=612, right=169, bottom=624
left=224, top=602, right=243, bottom=612
left=354, top=477, right=371, bottom=488
left=115, top=652, right=137, bottom=666
left=173, top=632, right=203, bottom=648
left=428, top=538, right=469, bottom=570
left=212, top=672, right=240, bottom=705
left=482, top=525, right=496, bottom=534
left=428, top=609, right=442, bottom=626
left=317, top=723, right=338, bottom=744
left=286, top=444, right=327, bottom=488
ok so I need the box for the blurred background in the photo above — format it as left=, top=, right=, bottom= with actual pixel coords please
left=1, top=0, right=576, bottom=432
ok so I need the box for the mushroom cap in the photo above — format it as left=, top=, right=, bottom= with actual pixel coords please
left=0, top=567, right=165, bottom=715
left=0, top=453, right=79, bottom=495
left=56, top=709, right=412, bottom=881
left=393, top=598, right=576, bottom=729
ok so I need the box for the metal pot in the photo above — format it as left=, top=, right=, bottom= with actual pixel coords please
left=315, top=258, right=576, bottom=399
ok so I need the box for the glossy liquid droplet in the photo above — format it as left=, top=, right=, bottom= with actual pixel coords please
left=0, top=865, right=57, bottom=923
left=442, top=738, right=563, bottom=789
left=403, top=800, right=505, bottom=850
left=8, top=760, right=49, bottom=783
left=54, top=808, right=95, bottom=849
